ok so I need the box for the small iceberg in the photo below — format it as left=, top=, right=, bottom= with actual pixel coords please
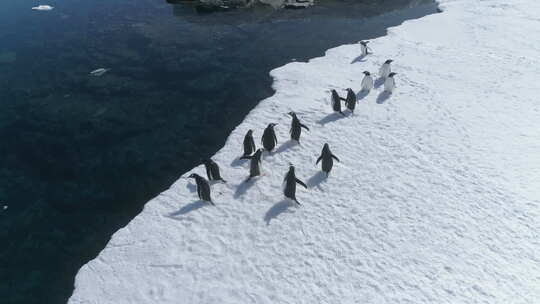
left=89, top=68, right=109, bottom=77
left=32, top=5, right=54, bottom=11
left=283, top=0, right=313, bottom=9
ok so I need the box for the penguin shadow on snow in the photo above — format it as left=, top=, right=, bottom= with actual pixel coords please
left=374, top=77, right=385, bottom=88
left=376, top=91, right=392, bottom=104
left=317, top=112, right=346, bottom=125
left=233, top=178, right=257, bottom=198
left=307, top=171, right=327, bottom=190
left=356, top=89, right=370, bottom=101
left=230, top=157, right=248, bottom=167
left=167, top=200, right=208, bottom=218
left=350, top=54, right=367, bottom=64
left=264, top=199, right=297, bottom=225
left=186, top=182, right=197, bottom=193
left=275, top=140, right=298, bottom=154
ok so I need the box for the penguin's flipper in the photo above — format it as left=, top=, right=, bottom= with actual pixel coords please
left=208, top=200, right=215, bottom=206
left=294, top=199, right=301, bottom=205
left=340, top=111, right=346, bottom=116
left=300, top=123, right=310, bottom=131
left=240, top=155, right=253, bottom=160
left=316, top=155, right=323, bottom=165
left=296, top=178, right=308, bottom=189
left=332, top=154, right=341, bottom=162
left=339, top=97, right=346, bottom=101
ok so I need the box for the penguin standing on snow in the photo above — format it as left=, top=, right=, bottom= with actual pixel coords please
left=331, top=89, right=345, bottom=116
left=202, top=159, right=226, bottom=183
left=316, top=143, right=340, bottom=176
left=344, top=88, right=357, bottom=114
left=283, top=164, right=307, bottom=205
left=288, top=112, right=309, bottom=143
left=361, top=71, right=374, bottom=91
left=262, top=123, right=278, bottom=152
left=359, top=40, right=371, bottom=56
left=242, top=129, right=256, bottom=157
left=384, top=72, right=397, bottom=93
left=379, top=59, right=393, bottom=79
left=188, top=173, right=214, bottom=205
left=240, top=148, right=264, bottom=181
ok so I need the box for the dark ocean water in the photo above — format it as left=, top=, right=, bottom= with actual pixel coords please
left=0, top=0, right=438, bottom=303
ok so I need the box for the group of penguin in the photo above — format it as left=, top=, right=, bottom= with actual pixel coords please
left=188, top=40, right=397, bottom=206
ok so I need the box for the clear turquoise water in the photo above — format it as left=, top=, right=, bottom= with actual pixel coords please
left=0, top=1, right=438, bottom=303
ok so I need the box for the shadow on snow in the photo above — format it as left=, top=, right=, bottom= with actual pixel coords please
left=317, top=112, right=346, bottom=125
left=264, top=199, right=296, bottom=225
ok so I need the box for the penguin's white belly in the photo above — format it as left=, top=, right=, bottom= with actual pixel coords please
left=379, top=64, right=391, bottom=78
left=361, top=76, right=374, bottom=91
left=384, top=78, right=395, bottom=92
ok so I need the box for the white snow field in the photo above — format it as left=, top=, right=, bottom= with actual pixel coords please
left=69, top=0, right=540, bottom=303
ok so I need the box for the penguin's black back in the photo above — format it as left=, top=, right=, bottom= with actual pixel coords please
left=345, top=89, right=356, bottom=112
left=284, top=169, right=297, bottom=200
left=331, top=90, right=342, bottom=112
left=290, top=115, right=302, bottom=141
left=243, top=131, right=255, bottom=156
left=262, top=126, right=277, bottom=151
left=249, top=149, right=263, bottom=177
left=194, top=175, right=212, bottom=202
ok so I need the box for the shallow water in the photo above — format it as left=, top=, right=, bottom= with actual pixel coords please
left=0, top=0, right=438, bottom=303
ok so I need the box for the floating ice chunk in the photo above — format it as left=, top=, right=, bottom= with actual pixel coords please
left=2, top=205, right=7, bottom=210
left=89, top=68, right=109, bottom=77
left=32, top=5, right=54, bottom=11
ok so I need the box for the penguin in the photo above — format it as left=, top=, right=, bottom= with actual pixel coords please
left=344, top=88, right=357, bottom=114
left=202, top=159, right=226, bottom=183
left=359, top=40, right=371, bottom=56
left=331, top=89, right=345, bottom=116
left=262, top=123, right=278, bottom=152
left=384, top=72, right=397, bottom=93
left=240, top=148, right=263, bottom=181
left=288, top=112, right=309, bottom=143
left=188, top=173, right=214, bottom=205
left=379, top=59, right=393, bottom=79
left=361, top=71, right=374, bottom=91
left=242, top=129, right=256, bottom=157
left=283, top=164, right=307, bottom=205
left=316, top=143, right=340, bottom=176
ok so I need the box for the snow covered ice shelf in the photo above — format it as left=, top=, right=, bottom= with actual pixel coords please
left=69, top=0, right=540, bottom=303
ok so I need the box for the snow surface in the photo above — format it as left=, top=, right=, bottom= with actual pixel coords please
left=69, top=0, right=540, bottom=303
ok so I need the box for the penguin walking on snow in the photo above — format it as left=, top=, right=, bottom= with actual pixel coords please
left=344, top=88, right=357, bottom=114
left=331, top=89, right=345, bottom=116
left=242, top=129, right=256, bottom=157
left=316, top=143, right=340, bottom=176
left=240, top=148, right=264, bottom=181
left=288, top=112, right=309, bottom=143
left=384, top=72, right=397, bottom=93
left=283, top=164, right=307, bottom=205
left=379, top=59, right=393, bottom=79
left=188, top=173, right=214, bottom=205
left=202, top=159, right=226, bottom=183
left=361, top=71, right=374, bottom=91
left=262, top=123, right=278, bottom=152
left=359, top=40, right=371, bottom=56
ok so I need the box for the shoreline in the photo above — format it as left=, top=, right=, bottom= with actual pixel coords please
left=70, top=0, right=540, bottom=302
